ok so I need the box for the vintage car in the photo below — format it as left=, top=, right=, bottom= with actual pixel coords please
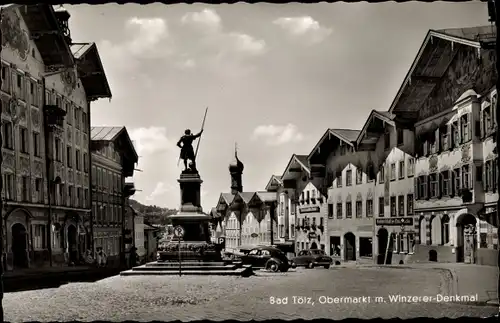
left=292, top=249, right=333, bottom=269
left=240, top=246, right=296, bottom=272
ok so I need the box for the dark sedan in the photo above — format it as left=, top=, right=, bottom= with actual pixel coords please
left=293, top=249, right=333, bottom=269
left=240, top=246, right=296, bottom=272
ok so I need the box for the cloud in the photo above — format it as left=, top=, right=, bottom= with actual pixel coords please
left=146, top=182, right=175, bottom=202
left=129, top=126, right=176, bottom=156
left=273, top=16, right=332, bottom=44
left=181, top=8, right=222, bottom=33
left=252, top=123, right=305, bottom=146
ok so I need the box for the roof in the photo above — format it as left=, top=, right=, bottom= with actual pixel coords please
left=281, top=154, right=311, bottom=182
left=356, top=110, right=396, bottom=147
left=238, top=192, right=256, bottom=204
left=265, top=175, right=282, bottom=192
left=388, top=25, right=496, bottom=123
left=91, top=126, right=139, bottom=176
left=307, top=128, right=360, bottom=165
left=70, top=42, right=112, bottom=100
left=221, top=193, right=235, bottom=205
left=256, top=191, right=277, bottom=202
left=91, top=126, right=123, bottom=141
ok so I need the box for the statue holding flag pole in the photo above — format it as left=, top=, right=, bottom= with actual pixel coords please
left=177, top=107, right=208, bottom=173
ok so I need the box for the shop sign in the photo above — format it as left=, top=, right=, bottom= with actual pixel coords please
left=250, top=233, right=259, bottom=238
left=299, top=206, right=320, bottom=214
left=376, top=217, right=413, bottom=226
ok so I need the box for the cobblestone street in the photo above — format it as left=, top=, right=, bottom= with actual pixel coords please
left=4, top=266, right=497, bottom=321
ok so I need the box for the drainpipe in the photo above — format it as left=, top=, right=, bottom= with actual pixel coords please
left=0, top=7, right=4, bottom=321
left=42, top=77, right=53, bottom=268
left=87, top=101, right=93, bottom=254
left=493, top=0, right=500, bottom=310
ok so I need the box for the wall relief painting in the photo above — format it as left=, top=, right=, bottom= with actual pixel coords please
left=429, top=155, right=438, bottom=173
left=2, top=151, right=15, bottom=170
left=18, top=103, right=26, bottom=123
left=1, top=10, right=30, bottom=61
left=54, top=161, right=63, bottom=177
left=346, top=193, right=352, bottom=202
left=31, top=108, right=40, bottom=128
left=461, top=144, right=471, bottom=163
left=367, top=190, right=373, bottom=200
left=337, top=194, right=342, bottom=202
left=75, top=134, right=80, bottom=146
left=439, top=164, right=450, bottom=172
left=61, top=69, right=77, bottom=96
left=34, top=160, right=43, bottom=177
left=420, top=46, right=496, bottom=120
left=20, top=156, right=30, bottom=174
left=8, top=97, right=20, bottom=124
left=67, top=129, right=72, bottom=142
left=356, top=192, right=363, bottom=201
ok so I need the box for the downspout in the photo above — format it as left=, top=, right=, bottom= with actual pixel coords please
left=494, top=0, right=500, bottom=310
left=87, top=100, right=93, bottom=254
left=0, top=7, right=4, bottom=321
left=42, top=77, right=53, bottom=268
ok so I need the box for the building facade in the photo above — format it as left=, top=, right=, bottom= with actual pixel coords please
left=387, top=26, right=497, bottom=265
left=90, top=126, right=138, bottom=266
left=1, top=5, right=110, bottom=270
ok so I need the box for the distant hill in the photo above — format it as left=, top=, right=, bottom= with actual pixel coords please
left=128, top=199, right=178, bottom=225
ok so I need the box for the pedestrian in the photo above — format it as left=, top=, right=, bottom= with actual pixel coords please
left=96, top=247, right=107, bottom=267
left=129, top=246, right=137, bottom=268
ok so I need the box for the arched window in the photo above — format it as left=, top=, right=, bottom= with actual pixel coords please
left=419, top=217, right=426, bottom=245
left=430, top=216, right=441, bottom=245
left=441, top=215, right=450, bottom=245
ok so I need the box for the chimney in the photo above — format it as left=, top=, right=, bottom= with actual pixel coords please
left=54, top=6, right=72, bottom=45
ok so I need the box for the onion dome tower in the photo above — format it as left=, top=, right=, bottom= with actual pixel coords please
left=229, top=143, right=244, bottom=194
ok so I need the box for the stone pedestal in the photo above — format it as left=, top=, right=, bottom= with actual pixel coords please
left=159, top=170, right=222, bottom=262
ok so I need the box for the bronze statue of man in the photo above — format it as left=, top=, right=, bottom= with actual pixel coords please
left=177, top=129, right=203, bottom=171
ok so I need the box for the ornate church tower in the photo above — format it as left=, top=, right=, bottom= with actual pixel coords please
left=229, top=144, right=244, bottom=194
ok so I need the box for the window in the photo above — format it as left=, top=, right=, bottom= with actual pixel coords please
left=356, top=201, right=362, bottom=218
left=21, top=176, right=29, bottom=202
left=366, top=200, right=373, bottom=217
left=441, top=126, right=449, bottom=151
left=407, top=158, right=415, bottom=177
left=328, top=203, right=333, bottom=219
left=429, top=173, right=438, bottom=198
left=30, top=81, right=38, bottom=106
left=3, top=173, right=14, bottom=200
left=1, top=64, right=10, bottom=92
left=460, top=113, right=471, bottom=143
left=440, top=171, right=449, bottom=196
left=20, top=127, right=28, bottom=153
left=390, top=197, right=396, bottom=217
left=33, top=132, right=40, bottom=157
left=346, top=170, right=352, bottom=186
left=346, top=202, right=352, bottom=218
left=397, top=128, right=404, bottom=146
left=337, top=173, right=342, bottom=188
left=2, top=121, right=13, bottom=149
left=336, top=203, right=342, bottom=219
left=58, top=184, right=65, bottom=206
left=54, top=138, right=62, bottom=161
left=485, top=161, right=492, bottom=191
left=74, top=108, right=80, bottom=128
left=384, top=129, right=390, bottom=150
left=68, top=186, right=73, bottom=206
left=399, top=233, right=405, bottom=253
left=398, top=160, right=405, bottom=179
left=390, top=163, right=396, bottom=181
left=83, top=153, right=88, bottom=173
left=75, top=150, right=81, bottom=171
left=378, top=197, right=384, bottom=217
left=452, top=121, right=459, bottom=147
left=82, top=112, right=88, bottom=132
left=398, top=195, right=405, bottom=217
left=379, top=166, right=385, bottom=184
left=419, top=175, right=427, bottom=199
left=356, top=168, right=362, bottom=185
left=67, top=146, right=72, bottom=167
left=407, top=233, right=415, bottom=253
left=483, top=104, right=492, bottom=136
left=453, top=168, right=461, bottom=193
left=56, top=95, right=61, bottom=108
left=306, top=190, right=310, bottom=202
left=33, top=224, right=47, bottom=250
left=462, top=165, right=470, bottom=190
left=407, top=194, right=413, bottom=215
left=91, top=166, right=97, bottom=187
left=442, top=215, right=450, bottom=245
left=35, top=178, right=43, bottom=203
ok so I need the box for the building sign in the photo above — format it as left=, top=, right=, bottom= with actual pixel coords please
left=376, top=217, right=413, bottom=226
left=299, top=206, right=320, bottom=214
left=308, top=232, right=317, bottom=239
left=250, top=233, right=259, bottom=238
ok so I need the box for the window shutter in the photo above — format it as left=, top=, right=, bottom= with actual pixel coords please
left=483, top=164, right=487, bottom=191
left=425, top=175, right=430, bottom=200
left=493, top=158, right=498, bottom=193
left=467, top=113, right=472, bottom=142
left=450, top=170, right=455, bottom=197
left=414, top=177, right=419, bottom=200
left=437, top=173, right=442, bottom=198
left=468, top=166, right=473, bottom=190
left=435, top=129, right=440, bottom=153
left=492, top=93, right=497, bottom=129
left=447, top=125, right=453, bottom=150
left=480, top=110, right=485, bottom=138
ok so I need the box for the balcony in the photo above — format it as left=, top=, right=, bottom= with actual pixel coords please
left=44, top=104, right=66, bottom=131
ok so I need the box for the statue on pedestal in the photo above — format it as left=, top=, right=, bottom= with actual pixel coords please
left=177, top=129, right=203, bottom=172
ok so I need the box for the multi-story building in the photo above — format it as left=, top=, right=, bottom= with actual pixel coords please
left=295, top=182, right=328, bottom=254
left=386, top=26, right=497, bottom=265
left=0, top=4, right=110, bottom=270
left=215, top=150, right=278, bottom=252
left=355, top=112, right=416, bottom=264
left=90, top=126, right=138, bottom=266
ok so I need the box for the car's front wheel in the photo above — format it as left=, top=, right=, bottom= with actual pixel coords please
left=307, top=262, right=314, bottom=269
left=266, top=259, right=280, bottom=272
left=324, top=264, right=330, bottom=269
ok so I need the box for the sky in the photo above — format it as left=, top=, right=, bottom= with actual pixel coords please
left=65, top=2, right=490, bottom=212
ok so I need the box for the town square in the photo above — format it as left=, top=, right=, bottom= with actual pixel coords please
left=0, top=2, right=499, bottom=321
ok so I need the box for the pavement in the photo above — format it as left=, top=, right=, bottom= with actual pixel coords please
left=3, top=264, right=498, bottom=321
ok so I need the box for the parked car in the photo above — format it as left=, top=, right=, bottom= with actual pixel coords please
left=293, top=249, right=333, bottom=269
left=240, top=246, right=296, bottom=272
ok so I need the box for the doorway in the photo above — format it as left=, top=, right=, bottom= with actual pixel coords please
left=456, top=213, right=477, bottom=263
left=12, top=223, right=28, bottom=268
left=310, top=242, right=318, bottom=250
left=344, top=232, right=356, bottom=261
left=67, top=225, right=78, bottom=264
left=377, top=228, right=388, bottom=264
